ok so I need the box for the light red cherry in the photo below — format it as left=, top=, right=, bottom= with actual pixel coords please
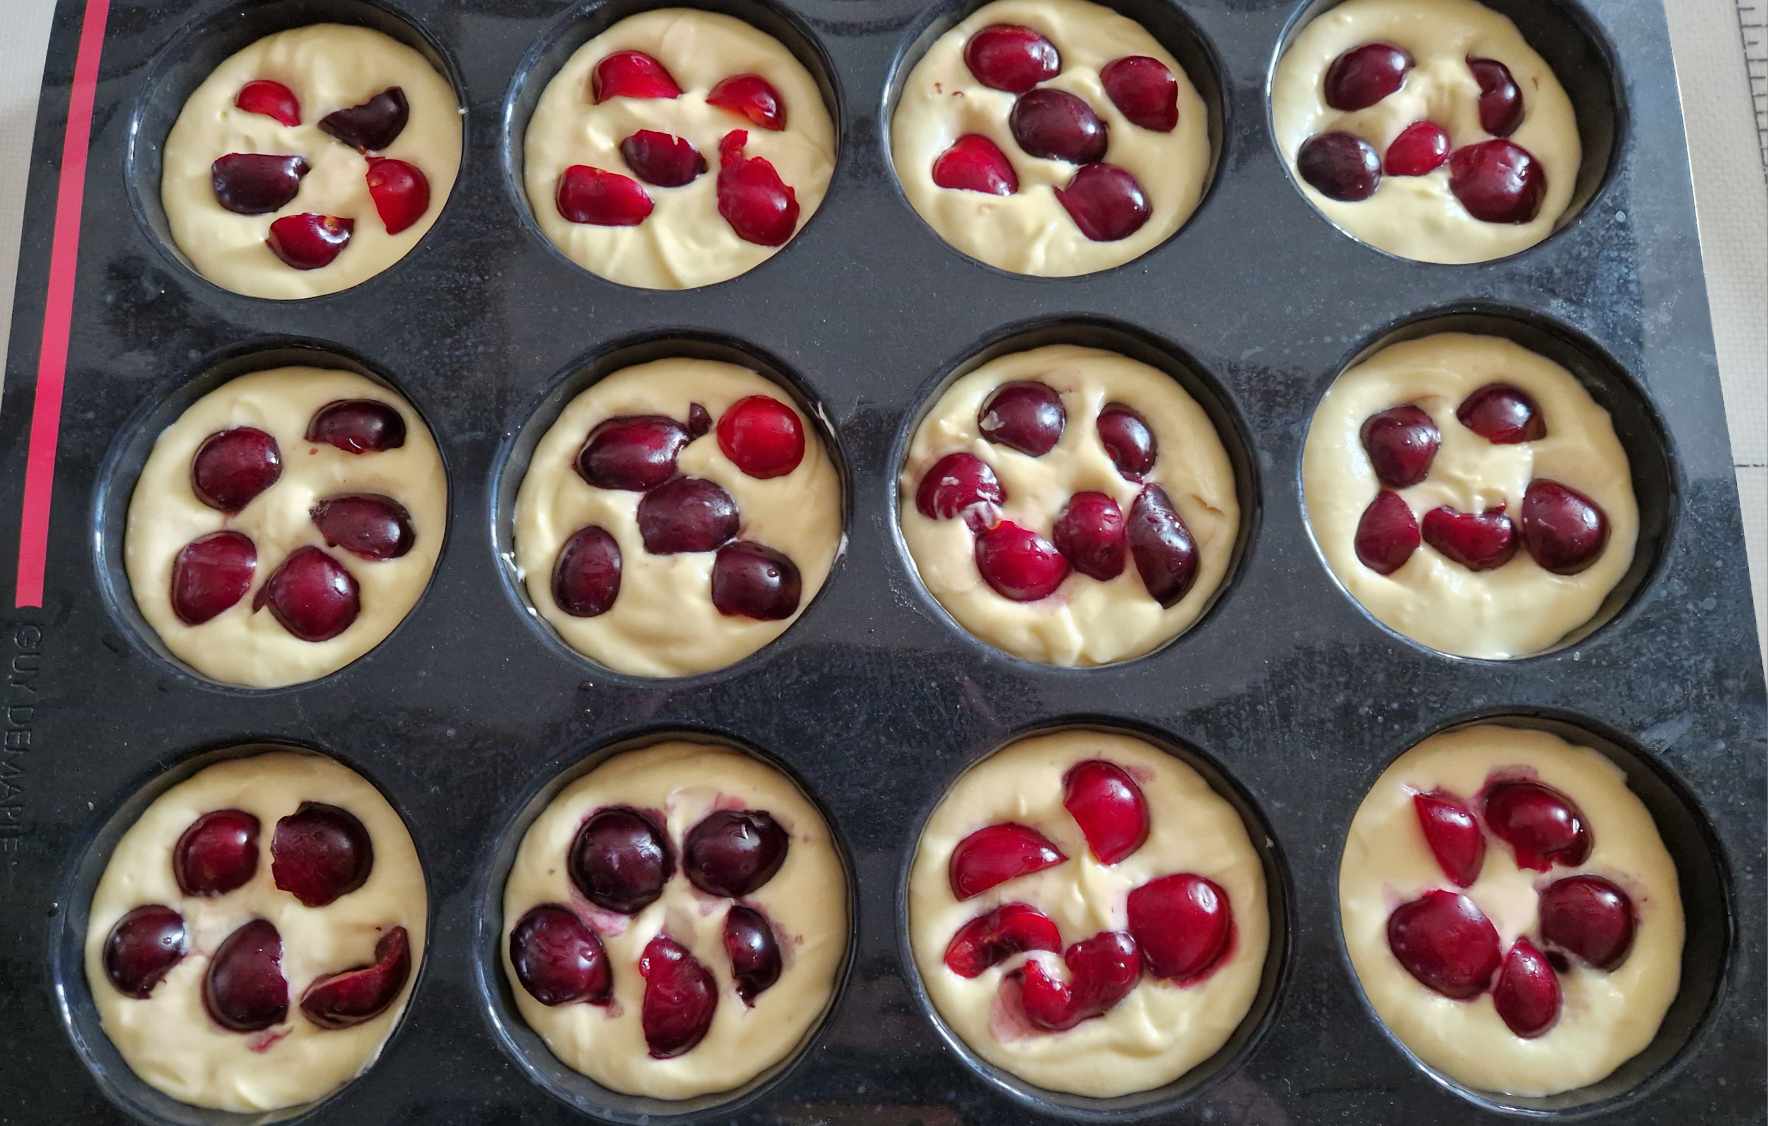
left=1386, top=889, right=1501, bottom=999
left=708, top=73, right=786, bottom=130
left=1493, top=937, right=1560, bottom=1038
left=915, top=452, right=1004, bottom=530
left=1520, top=479, right=1609, bottom=575
left=1468, top=57, right=1523, bottom=137
left=724, top=905, right=782, bottom=1004
left=254, top=546, right=359, bottom=641
left=1052, top=491, right=1126, bottom=581
left=365, top=157, right=429, bottom=235
left=319, top=87, right=408, bottom=151
left=236, top=79, right=300, bottom=126
left=1101, top=55, right=1178, bottom=132
left=570, top=807, right=673, bottom=915
left=192, top=426, right=281, bottom=513
left=174, top=809, right=260, bottom=896
left=310, top=494, right=414, bottom=561
left=211, top=153, right=309, bottom=214
left=553, top=525, right=622, bottom=618
left=963, top=24, right=1061, bottom=94
left=272, top=802, right=374, bottom=906
left=1014, top=930, right=1142, bottom=1031
left=592, top=50, right=681, bottom=102
left=170, top=531, right=257, bottom=625
left=979, top=381, right=1064, bottom=456
left=1096, top=402, right=1156, bottom=480
left=267, top=213, right=353, bottom=269
left=1482, top=780, right=1591, bottom=870
left=103, top=905, right=187, bottom=998
left=949, top=823, right=1066, bottom=900
left=307, top=399, right=406, bottom=453
left=932, top=134, right=1019, bottom=195
left=577, top=414, right=694, bottom=491
left=683, top=809, right=789, bottom=898
left=943, top=902, right=1061, bottom=978
left=636, top=476, right=739, bottom=555
left=300, top=926, right=412, bottom=1029
left=1421, top=505, right=1519, bottom=571
left=1062, top=760, right=1147, bottom=863
left=204, top=919, right=288, bottom=1032
left=1355, top=489, right=1420, bottom=574
left=1384, top=121, right=1450, bottom=176
left=974, top=520, right=1069, bottom=601
left=1128, top=484, right=1197, bottom=607
left=620, top=130, right=707, bottom=187
left=716, top=130, right=799, bottom=246
left=1126, top=873, right=1233, bottom=982
left=717, top=395, right=804, bottom=478
left=509, top=904, right=612, bottom=1006
left=1010, top=89, right=1108, bottom=164
left=1448, top=139, right=1546, bottom=224
left=1359, top=404, right=1439, bottom=487
left=1324, top=42, right=1411, bottom=110
left=711, top=540, right=801, bottom=620
left=1412, top=790, right=1484, bottom=887
left=1457, top=383, right=1545, bottom=444
left=1538, top=874, right=1635, bottom=970
left=639, top=934, right=717, bottom=1058
left=556, top=165, right=653, bottom=226
left=1298, top=132, right=1381, bottom=201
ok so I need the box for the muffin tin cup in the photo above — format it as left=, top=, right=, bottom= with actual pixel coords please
left=1, top=0, right=1762, bottom=1123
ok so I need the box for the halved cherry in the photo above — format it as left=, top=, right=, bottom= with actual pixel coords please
left=1384, top=121, right=1450, bottom=177
left=963, top=24, right=1060, bottom=94
left=236, top=79, right=300, bottom=126
left=103, top=905, right=187, bottom=998
left=192, top=426, right=281, bottom=513
left=1052, top=491, right=1126, bottom=581
left=1126, top=873, right=1232, bottom=982
left=365, top=157, right=429, bottom=235
left=1520, top=479, right=1608, bottom=575
left=170, top=531, right=257, bottom=625
left=943, top=902, right=1061, bottom=978
left=1324, top=42, right=1411, bottom=110
left=1014, top=930, right=1141, bottom=1031
left=1056, top=163, right=1151, bottom=241
left=1468, top=57, right=1523, bottom=137
left=1298, top=132, right=1381, bottom=201
left=1493, top=937, right=1559, bottom=1038
left=310, top=493, right=414, bottom=560
left=1359, top=404, right=1439, bottom=487
left=1421, top=505, right=1519, bottom=571
left=592, top=50, right=681, bottom=102
left=1010, top=88, right=1107, bottom=164
left=556, top=165, right=653, bottom=226
left=931, top=134, right=1018, bottom=195
left=687, top=403, right=712, bottom=438
left=1101, top=55, right=1178, bottom=132
left=708, top=73, right=786, bottom=130
left=639, top=934, right=717, bottom=1058
left=1412, top=790, right=1484, bottom=887
left=253, top=546, right=359, bottom=641
left=1448, top=139, right=1546, bottom=224
left=319, top=87, right=408, bottom=151
left=267, top=213, right=353, bottom=269
left=569, top=806, right=673, bottom=914
left=636, top=476, right=739, bottom=555
left=553, top=525, right=622, bottom=618
left=1355, top=489, right=1420, bottom=574
left=724, top=904, right=782, bottom=1004
left=915, top=452, right=1004, bottom=530
left=301, top=926, right=412, bottom=1029
left=174, top=808, right=260, bottom=896
left=1128, top=484, right=1197, bottom=607
left=619, top=130, right=707, bottom=187
left=272, top=802, right=374, bottom=906
left=1538, top=874, right=1634, bottom=970
left=576, top=414, right=693, bottom=491
left=684, top=809, right=789, bottom=898
left=711, top=540, right=801, bottom=620
left=716, top=130, right=800, bottom=246
left=979, top=380, right=1064, bottom=456
left=211, top=153, right=309, bottom=214
left=717, top=395, right=804, bottom=478
left=1386, top=889, right=1500, bottom=999
left=948, top=822, right=1066, bottom=900
left=509, top=904, right=612, bottom=1005
left=307, top=399, right=406, bottom=453
left=204, top=919, right=288, bottom=1032
left=1062, top=760, right=1147, bottom=863
left=1456, top=383, right=1545, bottom=444
left=974, top=521, right=1069, bottom=601
left=1482, top=780, right=1590, bottom=871
left=1097, top=402, right=1156, bottom=480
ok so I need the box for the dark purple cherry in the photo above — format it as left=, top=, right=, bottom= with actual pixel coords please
left=272, top=802, right=374, bottom=907
left=509, top=904, right=612, bottom=1005
left=170, top=531, right=257, bottom=625
left=711, top=540, right=801, bottom=620
left=1359, top=404, right=1440, bottom=487
left=1096, top=402, right=1156, bottom=479
left=1457, top=383, right=1545, bottom=444
left=1355, top=490, right=1420, bottom=574
left=211, top=153, right=309, bottom=214
left=307, top=399, right=407, bottom=454
left=1493, top=937, right=1560, bottom=1037
left=553, top=525, right=622, bottom=617
left=577, top=414, right=693, bottom=491
left=1055, top=163, right=1150, bottom=241
left=1468, top=57, right=1523, bottom=137
left=1448, top=140, right=1546, bottom=224
left=193, top=427, right=282, bottom=513
left=636, top=476, right=739, bottom=555
left=310, top=494, right=414, bottom=560
left=1324, top=42, right=1411, bottom=110
left=253, top=546, right=359, bottom=641
left=1010, top=89, right=1108, bottom=164
left=978, top=381, right=1065, bottom=456
left=1539, top=875, right=1635, bottom=970
left=1520, top=479, right=1608, bottom=575
left=204, top=919, right=288, bottom=1032
left=1421, top=505, right=1518, bottom=571
left=1127, top=484, right=1197, bottom=607
left=569, top=807, right=673, bottom=914
left=1298, top=131, right=1381, bottom=201
left=1386, top=890, right=1500, bottom=999
left=300, top=926, right=412, bottom=1029
left=319, top=87, right=408, bottom=151
left=174, top=809, right=260, bottom=896
left=683, top=809, right=789, bottom=898
left=723, top=904, right=782, bottom=1005
left=1052, top=491, right=1126, bottom=581
left=103, top=905, right=187, bottom=998
left=1101, top=55, right=1178, bottom=132
left=620, top=130, right=707, bottom=187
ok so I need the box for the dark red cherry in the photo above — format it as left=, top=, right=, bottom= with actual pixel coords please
left=1386, top=889, right=1500, bottom=999
left=974, top=520, right=1069, bottom=601
left=192, top=426, right=281, bottom=513
left=1468, top=57, right=1523, bottom=137
left=1052, top=491, right=1126, bottom=581
left=1128, top=484, right=1197, bottom=607
left=1097, top=402, right=1156, bottom=480
left=1101, top=55, right=1178, bottom=132
left=1448, top=140, right=1546, bottom=223
left=1015, top=930, right=1141, bottom=1031
left=1010, top=89, right=1108, bottom=164
left=1457, top=383, right=1546, bottom=444
left=319, top=87, right=408, bottom=151
left=236, top=79, right=300, bottom=126
left=1056, top=164, right=1150, bottom=241
left=1422, top=505, right=1519, bottom=571
left=639, top=934, right=716, bottom=1058
left=365, top=157, right=429, bottom=234
left=1520, top=479, right=1608, bottom=575
left=963, top=24, right=1061, bottom=94
left=1062, top=760, right=1148, bottom=863
left=174, top=809, right=260, bottom=896
left=949, top=823, right=1066, bottom=900
left=170, top=531, right=257, bottom=625
left=569, top=807, right=673, bottom=914
left=509, top=904, right=612, bottom=1006
left=915, top=452, right=1004, bottom=530
left=684, top=809, right=788, bottom=898
left=553, top=525, right=622, bottom=618
left=1538, top=875, right=1635, bottom=970
left=1298, top=132, right=1381, bottom=201
left=266, top=213, right=353, bottom=269
left=211, top=153, right=309, bottom=214
left=592, top=50, right=681, bottom=102
left=577, top=414, right=692, bottom=491
left=943, top=902, right=1061, bottom=978
left=711, top=540, right=801, bottom=620
left=253, top=546, right=359, bottom=641
left=619, top=130, right=707, bottom=187
left=707, top=73, right=786, bottom=131
left=716, top=131, right=800, bottom=246
left=1413, top=790, right=1484, bottom=887
left=301, top=926, right=412, bottom=1029
left=1355, top=490, right=1420, bottom=574
left=1483, top=780, right=1591, bottom=871
left=556, top=165, right=653, bottom=226
left=687, top=403, right=712, bottom=439
left=723, top=904, right=782, bottom=1004
left=1384, top=121, right=1450, bottom=176
left=932, top=134, right=1019, bottom=195
left=978, top=381, right=1065, bottom=456
left=1324, top=42, right=1411, bottom=110
left=1126, top=873, right=1233, bottom=982
left=204, top=919, right=288, bottom=1031
left=273, top=802, right=373, bottom=906
left=310, top=494, right=414, bottom=561
left=636, top=476, right=739, bottom=555
left=717, top=395, right=804, bottom=479
left=1360, top=404, right=1440, bottom=487
left=1493, top=937, right=1560, bottom=1038
left=307, top=399, right=406, bottom=454
left=103, top=905, right=187, bottom=998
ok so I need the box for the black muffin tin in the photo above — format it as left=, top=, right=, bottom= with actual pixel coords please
left=1, top=0, right=1763, bottom=1121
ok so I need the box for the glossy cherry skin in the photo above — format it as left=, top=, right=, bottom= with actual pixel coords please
left=943, top=902, right=1061, bottom=978
left=640, top=935, right=718, bottom=1058
left=1097, top=402, right=1156, bottom=480
left=1052, top=491, right=1127, bottom=581
left=1483, top=780, right=1591, bottom=870
left=1101, top=55, right=1178, bottom=132
left=1384, top=121, right=1450, bottom=176
left=724, top=904, right=783, bottom=1004
left=310, top=494, right=414, bottom=561
left=1493, top=937, right=1560, bottom=1038
left=932, top=134, right=1018, bottom=195
left=577, top=414, right=693, bottom=491
left=1128, top=484, right=1198, bottom=607
left=1538, top=875, right=1635, bottom=970
left=711, top=540, right=802, bottom=620
left=236, top=79, right=300, bottom=126
left=620, top=130, right=707, bottom=187
left=1062, top=760, right=1148, bottom=863
left=717, top=395, right=804, bottom=479
left=636, top=476, right=740, bottom=555
left=103, top=905, right=187, bottom=998
left=1355, top=490, right=1420, bottom=574
left=1360, top=404, right=1440, bottom=487
left=254, top=546, right=359, bottom=641
left=948, top=823, right=1066, bottom=900
left=557, top=165, right=653, bottom=226
left=1412, top=790, right=1484, bottom=887
left=174, top=809, right=260, bottom=896
left=1386, top=889, right=1501, bottom=999
left=569, top=807, right=674, bottom=914
left=267, top=213, right=353, bottom=269
left=1015, top=930, right=1142, bottom=1031
left=708, top=73, right=786, bottom=130
left=1520, top=479, right=1609, bottom=575
left=1056, top=164, right=1151, bottom=241
left=553, top=525, right=622, bottom=618
left=717, top=130, right=800, bottom=246
left=592, top=50, right=681, bottom=102
left=211, top=153, right=309, bottom=214
left=307, top=399, right=406, bottom=453
left=1468, top=57, right=1524, bottom=137
left=318, top=86, right=408, bottom=151
left=204, top=919, right=289, bottom=1032
left=272, top=802, right=374, bottom=906
left=974, top=520, right=1069, bottom=601
left=1297, top=132, right=1381, bottom=201
left=1324, top=42, right=1411, bottom=110
left=1448, top=140, right=1546, bottom=223
left=365, top=157, right=429, bottom=235
left=509, top=904, right=612, bottom=1006
left=301, top=926, right=412, bottom=1029
left=1126, top=873, right=1233, bottom=982
left=963, top=24, right=1061, bottom=94
left=979, top=381, right=1065, bottom=456
left=192, top=426, right=281, bottom=513
left=1457, top=383, right=1546, bottom=444
left=1421, top=505, right=1519, bottom=571
left=1010, top=89, right=1108, bottom=164
left=683, top=809, right=789, bottom=898
left=915, top=452, right=1005, bottom=530
left=170, top=531, right=257, bottom=625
